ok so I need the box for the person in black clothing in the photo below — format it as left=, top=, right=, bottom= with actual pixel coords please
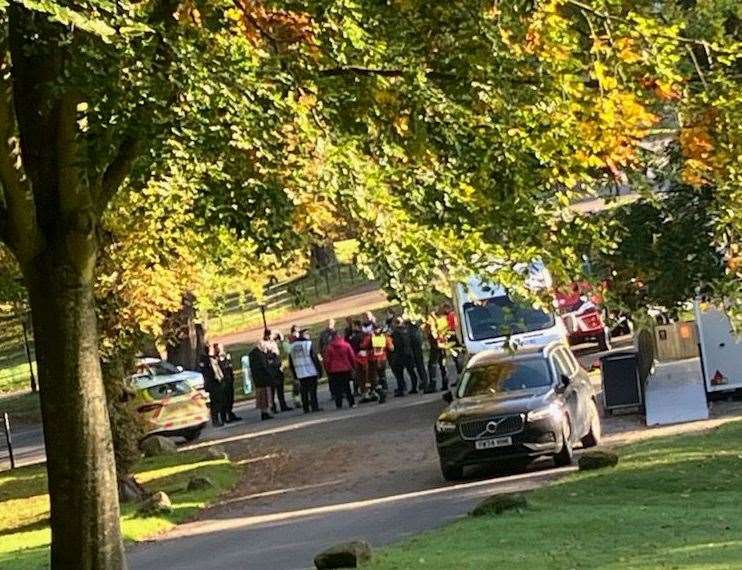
left=248, top=343, right=274, bottom=421
left=260, top=329, right=292, bottom=414
left=215, top=343, right=241, bottom=423
left=346, top=320, right=365, bottom=396
left=406, top=319, right=429, bottom=392
left=390, top=318, right=419, bottom=395
left=199, top=346, right=227, bottom=427
left=343, top=316, right=354, bottom=341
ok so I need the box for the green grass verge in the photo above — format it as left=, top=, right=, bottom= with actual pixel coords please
left=0, top=356, right=36, bottom=394
left=368, top=420, right=742, bottom=570
left=208, top=275, right=373, bottom=337
left=0, top=450, right=240, bottom=570
left=0, top=392, right=42, bottom=424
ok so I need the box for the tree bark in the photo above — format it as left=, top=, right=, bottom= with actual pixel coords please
left=26, top=258, right=127, bottom=569
left=165, top=292, right=199, bottom=370
left=309, top=242, right=337, bottom=270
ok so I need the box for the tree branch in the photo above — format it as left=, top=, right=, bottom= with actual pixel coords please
left=0, top=49, right=42, bottom=262
left=319, top=66, right=456, bottom=79
left=94, top=0, right=178, bottom=215
left=685, top=44, right=708, bottom=90
left=96, top=136, right=140, bottom=215
left=564, top=0, right=734, bottom=52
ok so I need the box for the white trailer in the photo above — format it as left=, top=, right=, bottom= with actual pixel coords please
left=695, top=302, right=742, bottom=394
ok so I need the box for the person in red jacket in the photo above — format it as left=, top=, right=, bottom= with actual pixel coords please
left=322, top=331, right=357, bottom=409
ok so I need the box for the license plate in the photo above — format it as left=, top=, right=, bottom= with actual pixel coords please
left=475, top=436, right=513, bottom=450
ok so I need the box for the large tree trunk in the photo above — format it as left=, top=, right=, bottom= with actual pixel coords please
left=165, top=292, right=199, bottom=370
left=26, top=259, right=127, bottom=569
left=309, top=242, right=337, bottom=270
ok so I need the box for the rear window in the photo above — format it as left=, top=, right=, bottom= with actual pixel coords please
left=464, top=296, right=554, bottom=341
left=146, top=381, right=192, bottom=401
left=457, top=358, right=553, bottom=398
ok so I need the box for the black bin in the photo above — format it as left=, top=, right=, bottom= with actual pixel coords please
left=600, top=351, right=644, bottom=414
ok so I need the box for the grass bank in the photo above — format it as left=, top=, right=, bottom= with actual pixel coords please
left=0, top=356, right=36, bottom=394
left=0, top=450, right=240, bottom=570
left=0, top=392, right=42, bottom=424
left=368, top=419, right=742, bottom=570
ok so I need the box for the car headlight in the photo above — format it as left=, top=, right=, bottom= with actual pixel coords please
left=528, top=403, right=562, bottom=422
left=435, top=420, right=457, bottom=433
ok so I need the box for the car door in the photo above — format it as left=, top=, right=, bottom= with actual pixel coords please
left=550, top=349, right=581, bottom=441
left=552, top=347, right=587, bottom=441
left=558, top=347, right=593, bottom=437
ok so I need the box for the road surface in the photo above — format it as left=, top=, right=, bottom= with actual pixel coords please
left=129, top=393, right=577, bottom=570
left=214, top=284, right=389, bottom=347
left=128, top=338, right=641, bottom=570
left=0, top=338, right=628, bottom=470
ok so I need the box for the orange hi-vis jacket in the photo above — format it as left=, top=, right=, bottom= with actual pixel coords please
left=361, top=333, right=393, bottom=362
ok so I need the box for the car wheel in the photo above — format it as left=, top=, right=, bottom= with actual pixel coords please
left=440, top=462, right=464, bottom=482
left=581, top=400, right=602, bottom=448
left=183, top=426, right=203, bottom=443
left=554, top=418, right=574, bottom=467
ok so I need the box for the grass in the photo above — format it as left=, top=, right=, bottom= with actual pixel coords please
left=0, top=355, right=36, bottom=394
left=208, top=272, right=372, bottom=337
left=368, top=419, right=742, bottom=570
left=0, top=450, right=240, bottom=570
left=0, top=392, right=42, bottom=424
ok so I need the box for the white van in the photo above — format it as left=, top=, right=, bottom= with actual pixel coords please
left=453, top=263, right=568, bottom=355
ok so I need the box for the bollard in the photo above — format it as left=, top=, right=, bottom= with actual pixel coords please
left=2, top=412, right=15, bottom=470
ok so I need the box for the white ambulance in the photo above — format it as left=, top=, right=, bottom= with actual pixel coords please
left=453, top=262, right=568, bottom=355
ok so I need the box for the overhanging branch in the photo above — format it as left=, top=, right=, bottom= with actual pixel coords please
left=319, top=66, right=456, bottom=80
left=96, top=136, right=140, bottom=215
left=0, top=52, right=42, bottom=261
left=564, top=0, right=730, bottom=53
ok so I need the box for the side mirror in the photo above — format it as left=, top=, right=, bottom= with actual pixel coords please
left=560, top=374, right=571, bottom=387
left=442, top=391, right=454, bottom=404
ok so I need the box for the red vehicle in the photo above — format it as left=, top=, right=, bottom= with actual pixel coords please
left=556, top=283, right=611, bottom=351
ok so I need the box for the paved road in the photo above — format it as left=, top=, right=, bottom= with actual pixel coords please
left=130, top=463, right=571, bottom=570
left=214, top=284, right=389, bottom=347
left=0, top=336, right=630, bottom=471
left=129, top=394, right=576, bottom=570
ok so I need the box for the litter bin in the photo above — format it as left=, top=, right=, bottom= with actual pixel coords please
left=600, top=351, right=644, bottom=415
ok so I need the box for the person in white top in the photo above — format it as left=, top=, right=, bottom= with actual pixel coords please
left=288, top=329, right=324, bottom=413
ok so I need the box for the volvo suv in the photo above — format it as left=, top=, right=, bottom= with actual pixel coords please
left=435, top=342, right=601, bottom=481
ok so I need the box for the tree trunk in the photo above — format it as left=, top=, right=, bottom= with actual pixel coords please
left=165, top=292, right=199, bottom=370
left=309, top=242, right=337, bottom=270
left=26, top=260, right=127, bottom=569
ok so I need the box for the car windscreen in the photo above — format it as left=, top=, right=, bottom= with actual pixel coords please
left=146, top=381, right=191, bottom=401
left=457, top=359, right=553, bottom=398
left=151, top=361, right=180, bottom=376
left=464, top=296, right=555, bottom=341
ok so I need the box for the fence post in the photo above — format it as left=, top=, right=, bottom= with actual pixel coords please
left=2, top=413, right=15, bottom=470
left=21, top=316, right=37, bottom=393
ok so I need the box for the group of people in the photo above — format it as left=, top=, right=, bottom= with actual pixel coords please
left=245, top=304, right=464, bottom=422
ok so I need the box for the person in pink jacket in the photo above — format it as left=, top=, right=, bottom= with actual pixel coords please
left=322, top=331, right=357, bottom=409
